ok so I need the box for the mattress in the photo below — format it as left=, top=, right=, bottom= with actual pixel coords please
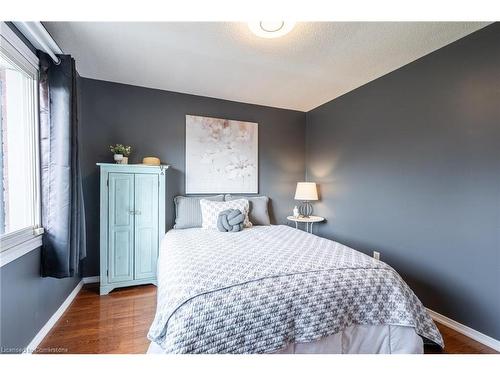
left=147, top=225, right=442, bottom=353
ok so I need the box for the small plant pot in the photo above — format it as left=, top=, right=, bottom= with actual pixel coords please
left=114, top=154, right=124, bottom=163
left=121, top=157, right=129, bottom=164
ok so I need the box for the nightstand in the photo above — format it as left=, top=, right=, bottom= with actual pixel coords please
left=287, top=215, right=325, bottom=234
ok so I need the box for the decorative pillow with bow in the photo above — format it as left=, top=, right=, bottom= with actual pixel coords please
left=200, top=198, right=251, bottom=229
left=217, top=209, right=245, bottom=232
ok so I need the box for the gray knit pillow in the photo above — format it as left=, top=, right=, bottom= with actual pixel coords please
left=217, top=209, right=245, bottom=232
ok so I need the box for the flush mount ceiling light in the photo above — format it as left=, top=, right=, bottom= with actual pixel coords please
left=248, top=21, right=296, bottom=38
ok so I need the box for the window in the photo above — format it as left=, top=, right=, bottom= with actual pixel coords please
left=0, top=24, right=42, bottom=257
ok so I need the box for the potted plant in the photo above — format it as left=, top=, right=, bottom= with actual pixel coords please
left=109, top=144, right=132, bottom=164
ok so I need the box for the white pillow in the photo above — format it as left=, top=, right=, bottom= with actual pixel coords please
left=200, top=199, right=252, bottom=229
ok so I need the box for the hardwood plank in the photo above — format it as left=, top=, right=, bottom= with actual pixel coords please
left=424, top=322, right=497, bottom=354
left=36, top=284, right=156, bottom=354
left=36, top=283, right=498, bottom=354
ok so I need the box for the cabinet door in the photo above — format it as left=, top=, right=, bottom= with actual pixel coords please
left=134, top=174, right=159, bottom=280
left=108, top=173, right=135, bottom=283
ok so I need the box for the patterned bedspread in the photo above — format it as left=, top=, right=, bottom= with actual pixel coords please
left=147, top=225, right=443, bottom=353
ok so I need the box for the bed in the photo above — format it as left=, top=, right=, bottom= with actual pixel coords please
left=147, top=225, right=443, bottom=354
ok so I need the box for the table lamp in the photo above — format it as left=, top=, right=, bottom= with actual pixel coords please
left=294, top=182, right=318, bottom=218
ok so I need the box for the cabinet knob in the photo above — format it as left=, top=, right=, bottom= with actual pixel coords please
left=135, top=210, right=141, bottom=215
left=129, top=210, right=135, bottom=215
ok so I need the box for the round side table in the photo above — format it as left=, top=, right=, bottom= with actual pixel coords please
left=287, top=215, right=325, bottom=234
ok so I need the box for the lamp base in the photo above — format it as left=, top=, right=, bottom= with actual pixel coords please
left=298, top=201, right=313, bottom=218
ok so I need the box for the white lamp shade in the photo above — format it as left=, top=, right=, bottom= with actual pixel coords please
left=294, top=182, right=318, bottom=201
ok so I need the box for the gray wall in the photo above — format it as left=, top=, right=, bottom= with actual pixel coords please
left=306, top=23, right=500, bottom=340
left=0, top=249, right=81, bottom=353
left=0, top=23, right=82, bottom=353
left=79, top=78, right=306, bottom=277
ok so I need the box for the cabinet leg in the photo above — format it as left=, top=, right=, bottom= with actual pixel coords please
left=99, top=285, right=114, bottom=295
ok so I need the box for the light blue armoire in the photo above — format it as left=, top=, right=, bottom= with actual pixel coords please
left=97, top=163, right=168, bottom=295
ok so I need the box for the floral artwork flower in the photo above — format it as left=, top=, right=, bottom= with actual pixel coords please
left=225, top=156, right=255, bottom=180
left=186, top=115, right=258, bottom=193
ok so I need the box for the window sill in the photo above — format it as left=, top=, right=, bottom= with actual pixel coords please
left=0, top=234, right=43, bottom=268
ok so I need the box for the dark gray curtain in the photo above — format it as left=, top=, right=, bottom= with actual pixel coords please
left=38, top=52, right=86, bottom=278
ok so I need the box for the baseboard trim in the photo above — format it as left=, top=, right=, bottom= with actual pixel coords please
left=23, top=279, right=84, bottom=354
left=427, top=308, right=500, bottom=352
left=82, top=276, right=100, bottom=284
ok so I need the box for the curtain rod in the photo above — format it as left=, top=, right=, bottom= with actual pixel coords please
left=13, top=22, right=62, bottom=64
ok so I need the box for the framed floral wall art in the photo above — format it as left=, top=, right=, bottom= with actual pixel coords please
left=185, top=115, right=258, bottom=194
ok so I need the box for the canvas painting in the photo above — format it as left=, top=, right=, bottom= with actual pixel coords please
left=185, top=115, right=258, bottom=193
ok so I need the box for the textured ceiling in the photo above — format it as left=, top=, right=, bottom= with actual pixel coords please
left=44, top=22, right=489, bottom=111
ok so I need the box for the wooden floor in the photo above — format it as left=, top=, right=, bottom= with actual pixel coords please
left=37, top=283, right=497, bottom=354
left=37, top=284, right=156, bottom=354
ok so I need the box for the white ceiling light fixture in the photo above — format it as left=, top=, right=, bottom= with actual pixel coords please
left=248, top=21, right=296, bottom=38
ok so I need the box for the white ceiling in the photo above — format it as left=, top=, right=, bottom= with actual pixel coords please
left=44, top=22, right=489, bottom=111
